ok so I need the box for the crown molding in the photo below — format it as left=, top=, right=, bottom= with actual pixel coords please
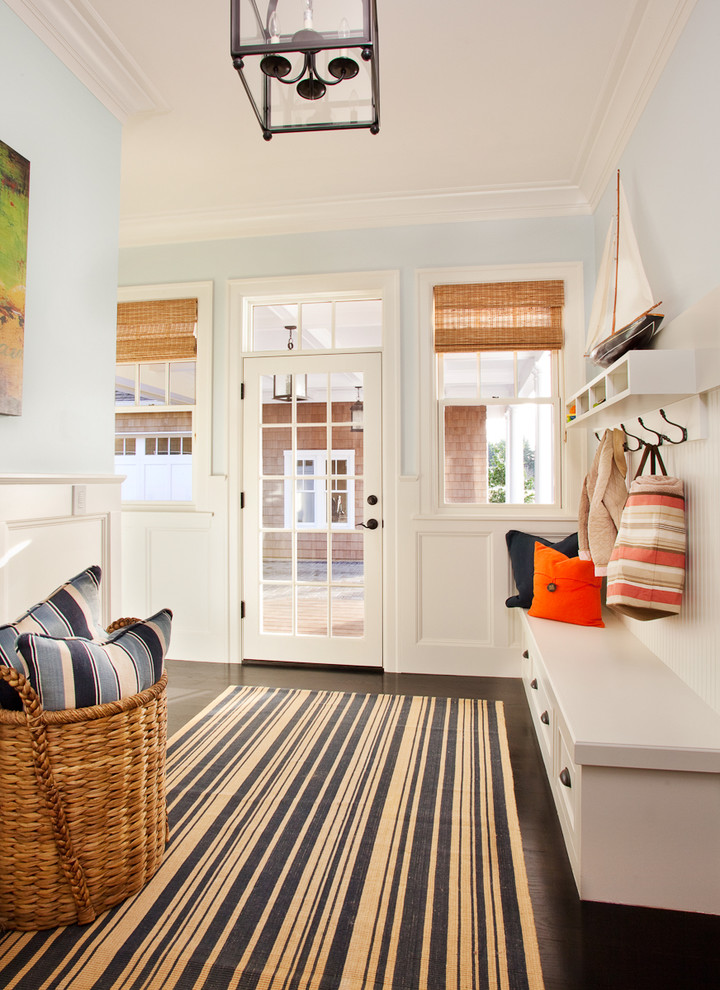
left=574, top=0, right=697, bottom=209
left=119, top=183, right=592, bottom=247
left=5, top=0, right=168, bottom=121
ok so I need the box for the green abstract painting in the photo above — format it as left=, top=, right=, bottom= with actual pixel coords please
left=0, top=139, right=30, bottom=416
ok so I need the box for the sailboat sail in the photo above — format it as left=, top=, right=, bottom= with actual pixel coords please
left=585, top=174, right=662, bottom=365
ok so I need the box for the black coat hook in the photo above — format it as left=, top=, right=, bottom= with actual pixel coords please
left=637, top=416, right=667, bottom=446
left=659, top=408, right=688, bottom=443
left=620, top=423, right=644, bottom=452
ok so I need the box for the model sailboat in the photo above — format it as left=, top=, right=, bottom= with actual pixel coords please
left=585, top=171, right=663, bottom=368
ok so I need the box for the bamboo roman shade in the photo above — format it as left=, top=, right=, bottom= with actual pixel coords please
left=116, top=298, right=198, bottom=362
left=433, top=280, right=564, bottom=353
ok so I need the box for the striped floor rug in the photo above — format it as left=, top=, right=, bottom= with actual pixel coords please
left=0, top=687, right=544, bottom=990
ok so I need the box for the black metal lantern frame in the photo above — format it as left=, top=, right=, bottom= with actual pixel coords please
left=231, top=0, right=379, bottom=140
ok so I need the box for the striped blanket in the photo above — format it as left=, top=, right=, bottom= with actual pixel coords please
left=606, top=474, right=686, bottom=620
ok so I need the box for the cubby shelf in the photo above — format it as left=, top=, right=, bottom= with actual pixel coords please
left=565, top=349, right=697, bottom=430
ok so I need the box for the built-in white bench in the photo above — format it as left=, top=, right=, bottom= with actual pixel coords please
left=520, top=608, right=720, bottom=915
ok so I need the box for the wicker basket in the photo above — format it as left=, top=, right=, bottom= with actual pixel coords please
left=0, top=658, right=168, bottom=931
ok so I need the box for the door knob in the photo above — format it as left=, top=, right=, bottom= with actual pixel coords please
left=357, top=518, right=379, bottom=530
left=367, top=495, right=378, bottom=505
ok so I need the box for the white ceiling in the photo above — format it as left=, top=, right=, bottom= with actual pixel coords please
left=8, top=0, right=696, bottom=245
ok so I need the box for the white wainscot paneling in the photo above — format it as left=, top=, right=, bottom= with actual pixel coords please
left=418, top=532, right=491, bottom=645
left=0, top=477, right=121, bottom=626
left=6, top=517, right=106, bottom=618
left=149, top=525, right=212, bottom=643
left=394, top=477, right=578, bottom=677
left=120, top=485, right=229, bottom=662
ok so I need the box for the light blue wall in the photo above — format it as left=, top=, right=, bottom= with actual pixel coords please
left=119, top=215, right=593, bottom=476
left=594, top=0, right=720, bottom=324
left=0, top=1, right=121, bottom=474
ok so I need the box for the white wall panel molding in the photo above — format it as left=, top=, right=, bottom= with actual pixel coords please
left=5, top=0, right=168, bottom=121
left=120, top=485, right=229, bottom=664
left=416, top=531, right=493, bottom=648
left=0, top=475, right=121, bottom=626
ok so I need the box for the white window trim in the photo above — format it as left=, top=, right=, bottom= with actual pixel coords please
left=116, top=281, right=213, bottom=511
left=416, top=263, right=585, bottom=519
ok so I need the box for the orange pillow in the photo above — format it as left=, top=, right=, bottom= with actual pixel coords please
left=528, top=543, right=604, bottom=627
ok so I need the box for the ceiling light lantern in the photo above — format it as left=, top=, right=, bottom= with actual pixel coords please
left=350, top=385, right=363, bottom=431
left=272, top=325, right=308, bottom=400
left=230, top=0, right=380, bottom=140
left=272, top=373, right=307, bottom=401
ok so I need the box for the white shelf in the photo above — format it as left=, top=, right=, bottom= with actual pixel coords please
left=565, top=349, right=697, bottom=431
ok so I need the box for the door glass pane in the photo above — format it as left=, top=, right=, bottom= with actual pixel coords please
left=262, top=532, right=291, bottom=580
left=252, top=304, right=298, bottom=351
left=332, top=533, right=364, bottom=582
left=296, top=471, right=326, bottom=527
left=262, top=584, right=292, bottom=634
left=332, top=588, right=364, bottom=637
left=261, top=375, right=291, bottom=424
left=479, top=352, right=514, bottom=398
left=262, top=426, right=291, bottom=475
left=139, top=364, right=166, bottom=405
left=297, top=373, right=328, bottom=424
left=301, top=303, right=332, bottom=350
left=262, top=480, right=284, bottom=527
left=298, top=533, right=327, bottom=582
left=335, top=300, right=382, bottom=348
left=297, top=586, right=328, bottom=636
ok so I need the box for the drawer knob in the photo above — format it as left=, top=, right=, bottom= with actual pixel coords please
left=522, top=649, right=529, bottom=659
left=530, top=678, right=538, bottom=690
left=540, top=710, right=549, bottom=725
left=559, top=767, right=572, bottom=788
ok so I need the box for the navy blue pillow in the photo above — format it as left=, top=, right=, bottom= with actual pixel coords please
left=505, top=531, right=579, bottom=608
left=13, top=609, right=172, bottom=711
left=0, top=566, right=103, bottom=710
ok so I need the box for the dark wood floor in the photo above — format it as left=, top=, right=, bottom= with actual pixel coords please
left=165, top=659, right=720, bottom=990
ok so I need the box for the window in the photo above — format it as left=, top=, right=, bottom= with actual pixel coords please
left=282, top=450, right=356, bottom=528
left=250, top=298, right=382, bottom=351
left=434, top=280, right=564, bottom=506
left=114, top=298, right=197, bottom=502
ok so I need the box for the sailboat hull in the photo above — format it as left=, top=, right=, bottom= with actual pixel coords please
left=588, top=312, right=664, bottom=369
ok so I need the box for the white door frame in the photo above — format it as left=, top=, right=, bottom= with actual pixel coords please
left=227, top=270, right=401, bottom=668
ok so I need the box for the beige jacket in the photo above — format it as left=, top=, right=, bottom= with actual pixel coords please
left=578, top=428, right=628, bottom=576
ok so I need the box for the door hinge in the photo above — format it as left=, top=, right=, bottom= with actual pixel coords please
left=240, top=491, right=245, bottom=509
left=241, top=382, right=245, bottom=400
left=241, top=601, right=245, bottom=619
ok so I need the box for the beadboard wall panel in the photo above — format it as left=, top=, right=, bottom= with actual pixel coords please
left=620, top=387, right=720, bottom=714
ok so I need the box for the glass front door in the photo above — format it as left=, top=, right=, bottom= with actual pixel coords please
left=242, top=353, right=382, bottom=665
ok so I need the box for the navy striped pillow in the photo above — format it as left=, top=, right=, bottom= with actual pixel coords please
left=12, top=610, right=172, bottom=711
left=0, top=566, right=104, bottom=710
